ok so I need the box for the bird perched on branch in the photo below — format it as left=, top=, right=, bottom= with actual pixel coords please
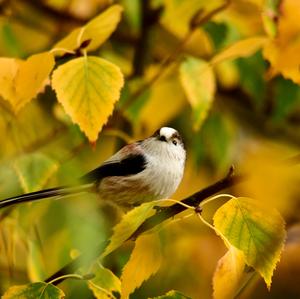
left=0, top=127, right=186, bottom=209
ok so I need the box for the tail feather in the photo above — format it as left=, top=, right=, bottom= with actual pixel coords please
left=0, top=184, right=94, bottom=209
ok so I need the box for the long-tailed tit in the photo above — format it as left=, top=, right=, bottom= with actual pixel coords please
left=0, top=127, right=186, bottom=209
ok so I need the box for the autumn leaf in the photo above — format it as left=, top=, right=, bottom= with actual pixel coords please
left=2, top=282, right=65, bottom=299
left=102, top=201, right=159, bottom=257
left=263, top=0, right=300, bottom=83
left=180, top=56, right=215, bottom=130
left=0, top=52, right=55, bottom=113
left=121, top=233, right=162, bottom=299
left=150, top=290, right=192, bottom=299
left=211, top=37, right=268, bottom=65
left=13, top=152, right=58, bottom=193
left=161, top=0, right=224, bottom=38
left=136, top=65, right=186, bottom=135
left=54, top=5, right=123, bottom=54
left=212, top=246, right=247, bottom=299
left=52, top=56, right=124, bottom=142
left=88, top=262, right=121, bottom=299
left=213, top=197, right=286, bottom=288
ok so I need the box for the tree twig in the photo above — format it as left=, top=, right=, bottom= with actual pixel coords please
left=131, top=0, right=162, bottom=77
left=129, top=165, right=243, bottom=239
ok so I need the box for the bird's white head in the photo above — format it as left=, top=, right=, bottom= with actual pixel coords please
left=141, top=127, right=186, bottom=163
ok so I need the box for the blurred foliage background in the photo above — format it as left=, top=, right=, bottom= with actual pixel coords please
left=0, top=0, right=300, bottom=298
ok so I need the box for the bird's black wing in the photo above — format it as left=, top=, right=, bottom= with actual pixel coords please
left=0, top=154, right=147, bottom=209
left=81, top=153, right=147, bottom=183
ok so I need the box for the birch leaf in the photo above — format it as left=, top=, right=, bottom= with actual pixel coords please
left=121, top=233, right=162, bottom=299
left=151, top=290, right=192, bottom=299
left=54, top=5, right=123, bottom=53
left=211, top=37, right=268, bottom=65
left=180, top=56, right=215, bottom=130
left=213, top=246, right=247, bottom=299
left=213, top=197, right=286, bottom=288
left=88, top=262, right=121, bottom=299
left=0, top=52, right=54, bottom=112
left=2, top=282, right=64, bottom=299
left=52, top=56, right=124, bottom=142
left=263, top=0, right=300, bottom=83
left=102, top=201, right=159, bottom=257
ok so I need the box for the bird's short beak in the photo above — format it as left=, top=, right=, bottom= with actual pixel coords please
left=158, top=135, right=167, bottom=142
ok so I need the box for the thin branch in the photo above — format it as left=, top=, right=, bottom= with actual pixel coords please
left=45, top=167, right=245, bottom=284
left=129, top=166, right=244, bottom=239
left=131, top=0, right=161, bottom=77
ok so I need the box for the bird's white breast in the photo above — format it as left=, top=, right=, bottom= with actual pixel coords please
left=98, top=136, right=186, bottom=207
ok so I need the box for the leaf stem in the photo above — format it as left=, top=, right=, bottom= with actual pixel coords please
left=200, top=193, right=235, bottom=208
left=196, top=213, right=232, bottom=248
left=48, top=273, right=87, bottom=284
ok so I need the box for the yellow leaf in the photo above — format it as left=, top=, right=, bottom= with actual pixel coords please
left=150, top=290, right=192, bottom=299
left=161, top=0, right=224, bottom=38
left=0, top=52, right=55, bottom=113
left=180, top=56, right=215, bottom=130
left=211, top=37, right=268, bottom=65
left=54, top=5, right=123, bottom=53
left=88, top=262, right=121, bottom=299
left=263, top=0, right=300, bottom=83
left=121, top=233, right=162, bottom=299
left=137, top=65, right=186, bottom=136
left=52, top=56, right=124, bottom=142
left=213, top=246, right=246, bottom=299
left=102, top=201, right=159, bottom=257
left=213, top=197, right=286, bottom=288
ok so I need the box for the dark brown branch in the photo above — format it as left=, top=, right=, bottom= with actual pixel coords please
left=45, top=167, right=245, bottom=285
left=129, top=166, right=244, bottom=239
left=131, top=0, right=162, bottom=77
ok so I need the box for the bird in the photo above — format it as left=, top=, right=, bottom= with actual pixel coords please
left=0, top=127, right=186, bottom=210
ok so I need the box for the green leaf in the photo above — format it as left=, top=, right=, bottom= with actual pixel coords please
left=2, top=282, right=65, bottom=299
left=102, top=201, right=159, bottom=257
left=150, top=290, right=192, bottom=299
left=13, top=153, right=58, bottom=193
left=88, top=262, right=121, bottom=299
left=180, top=56, right=215, bottom=130
left=27, top=240, right=46, bottom=282
left=54, top=5, right=123, bottom=53
left=213, top=197, right=286, bottom=288
left=52, top=56, right=124, bottom=142
left=121, top=233, right=162, bottom=299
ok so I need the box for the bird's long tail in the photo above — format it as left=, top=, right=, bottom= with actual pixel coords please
left=0, top=184, right=94, bottom=209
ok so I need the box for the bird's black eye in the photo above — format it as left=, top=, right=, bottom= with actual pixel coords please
left=172, top=139, right=177, bottom=146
